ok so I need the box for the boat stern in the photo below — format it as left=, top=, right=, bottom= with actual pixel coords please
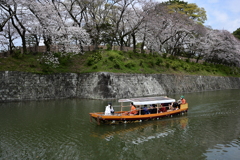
left=180, top=103, right=188, bottom=110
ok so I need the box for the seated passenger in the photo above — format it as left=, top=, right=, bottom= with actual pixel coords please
left=143, top=105, right=150, bottom=114
left=151, top=104, right=157, bottom=114
left=124, top=102, right=138, bottom=115
left=104, top=102, right=112, bottom=115
left=178, top=96, right=186, bottom=104
left=148, top=105, right=153, bottom=113
left=159, top=106, right=167, bottom=112
left=177, top=96, right=187, bottom=109
left=172, top=102, right=179, bottom=110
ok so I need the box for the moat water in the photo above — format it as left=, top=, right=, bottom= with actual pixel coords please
left=0, top=89, right=240, bottom=160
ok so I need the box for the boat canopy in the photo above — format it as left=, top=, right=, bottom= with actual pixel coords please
left=118, top=96, right=176, bottom=105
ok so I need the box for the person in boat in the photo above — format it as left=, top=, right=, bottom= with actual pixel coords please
left=148, top=105, right=153, bottom=113
left=124, top=102, right=138, bottom=115
left=143, top=105, right=150, bottom=114
left=159, top=105, right=167, bottom=112
left=172, top=102, right=179, bottom=109
left=104, top=102, right=114, bottom=115
left=129, top=103, right=138, bottom=115
left=161, top=103, right=171, bottom=110
left=180, top=96, right=186, bottom=104
left=149, top=104, right=157, bottom=114
left=168, top=102, right=179, bottom=111
left=177, top=96, right=186, bottom=109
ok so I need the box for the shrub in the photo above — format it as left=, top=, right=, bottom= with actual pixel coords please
left=113, top=59, right=122, bottom=69
left=185, top=58, right=190, bottom=63
left=162, top=53, right=167, bottom=59
left=108, top=55, right=114, bottom=61
left=92, top=65, right=98, bottom=70
left=165, top=62, right=170, bottom=68
left=139, top=60, right=144, bottom=67
left=147, top=60, right=155, bottom=68
left=125, top=61, right=135, bottom=69
left=86, top=51, right=102, bottom=66
left=156, top=58, right=163, bottom=66
left=12, top=50, right=24, bottom=59
left=106, top=44, right=111, bottom=50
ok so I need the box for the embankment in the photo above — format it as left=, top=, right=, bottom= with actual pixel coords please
left=1, top=71, right=240, bottom=102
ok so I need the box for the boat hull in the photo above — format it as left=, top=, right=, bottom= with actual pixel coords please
left=89, top=103, right=188, bottom=125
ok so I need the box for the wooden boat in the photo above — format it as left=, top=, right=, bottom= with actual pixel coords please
left=89, top=96, right=188, bottom=125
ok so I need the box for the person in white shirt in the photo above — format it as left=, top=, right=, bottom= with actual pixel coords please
left=105, top=102, right=114, bottom=115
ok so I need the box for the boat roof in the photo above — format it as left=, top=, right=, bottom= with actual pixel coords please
left=118, top=96, right=176, bottom=105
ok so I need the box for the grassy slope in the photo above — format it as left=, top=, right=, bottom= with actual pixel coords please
left=0, top=50, right=240, bottom=77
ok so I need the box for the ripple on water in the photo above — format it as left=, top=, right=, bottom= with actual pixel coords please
left=204, top=138, right=240, bottom=160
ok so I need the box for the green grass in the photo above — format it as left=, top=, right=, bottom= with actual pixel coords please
left=0, top=50, right=240, bottom=77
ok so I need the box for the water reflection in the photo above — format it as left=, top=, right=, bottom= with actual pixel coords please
left=91, top=116, right=188, bottom=144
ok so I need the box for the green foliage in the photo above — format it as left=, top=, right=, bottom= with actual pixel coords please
left=163, top=0, right=207, bottom=24
left=125, top=61, right=135, bottom=69
left=185, top=58, right=190, bottom=63
left=146, top=59, right=155, bottom=68
left=54, top=52, right=72, bottom=66
left=233, top=28, right=240, bottom=40
left=139, top=60, right=144, bottom=67
left=165, top=62, right=170, bottom=68
left=156, top=58, right=163, bottom=66
left=162, top=53, right=168, bottom=59
left=106, top=44, right=111, bottom=50
left=1, top=49, right=240, bottom=77
left=12, top=50, right=24, bottom=59
left=92, top=65, right=98, bottom=70
left=113, top=59, right=122, bottom=69
left=86, top=51, right=102, bottom=66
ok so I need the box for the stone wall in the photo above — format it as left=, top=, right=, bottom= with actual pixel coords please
left=1, top=71, right=240, bottom=102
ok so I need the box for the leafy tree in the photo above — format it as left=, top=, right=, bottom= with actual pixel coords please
left=162, top=0, right=207, bottom=24
left=233, top=28, right=240, bottom=40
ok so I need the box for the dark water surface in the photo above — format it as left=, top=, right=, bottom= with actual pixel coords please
left=0, top=89, right=240, bottom=160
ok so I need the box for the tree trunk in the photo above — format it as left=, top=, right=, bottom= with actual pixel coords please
left=132, top=33, right=136, bottom=53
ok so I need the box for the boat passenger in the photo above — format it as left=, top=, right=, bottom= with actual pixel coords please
left=159, top=106, right=167, bottom=112
left=172, top=102, right=179, bottom=109
left=129, top=103, right=138, bottom=115
left=168, top=103, right=178, bottom=111
left=123, top=102, right=138, bottom=115
left=180, top=96, right=186, bottom=104
left=148, top=105, right=153, bottom=113
left=104, top=102, right=113, bottom=115
left=150, top=104, right=157, bottom=114
left=177, top=96, right=186, bottom=108
left=143, top=105, right=150, bottom=114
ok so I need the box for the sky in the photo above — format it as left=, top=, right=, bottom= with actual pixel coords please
left=157, top=0, right=240, bottom=33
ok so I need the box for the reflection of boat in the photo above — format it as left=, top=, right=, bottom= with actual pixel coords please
left=91, top=116, right=189, bottom=142
left=89, top=96, right=188, bottom=125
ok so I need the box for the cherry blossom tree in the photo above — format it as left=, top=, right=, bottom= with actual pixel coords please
left=0, top=0, right=17, bottom=32
left=141, top=3, right=198, bottom=56
left=26, top=0, right=90, bottom=53
left=0, top=21, right=18, bottom=54
left=203, top=29, right=240, bottom=67
left=0, top=0, right=239, bottom=69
